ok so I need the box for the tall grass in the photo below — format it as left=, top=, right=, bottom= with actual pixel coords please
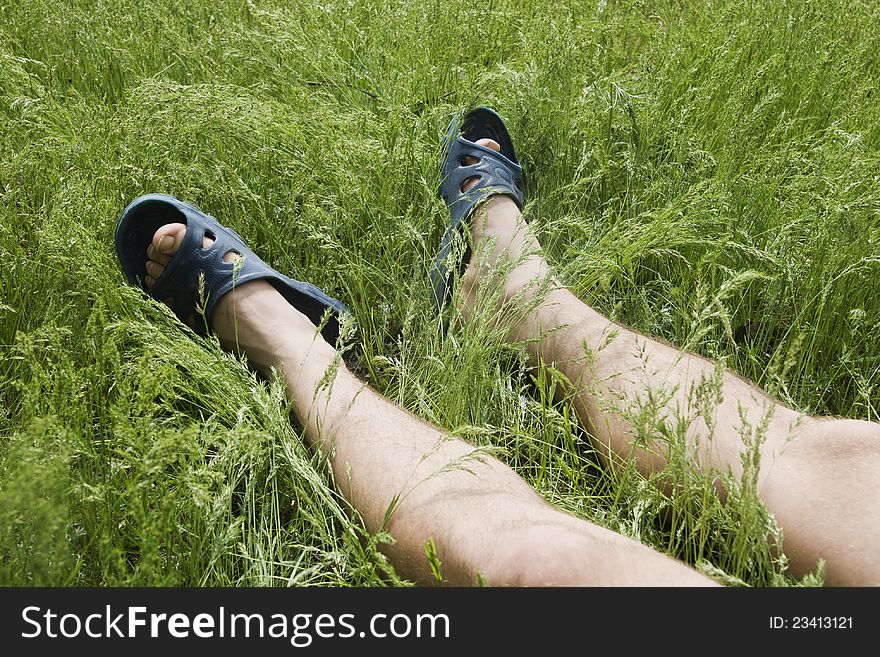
left=1, top=0, right=877, bottom=586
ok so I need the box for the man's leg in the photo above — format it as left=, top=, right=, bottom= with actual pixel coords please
left=143, top=223, right=715, bottom=586
left=458, top=143, right=880, bottom=586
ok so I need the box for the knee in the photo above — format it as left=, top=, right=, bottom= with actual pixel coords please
left=773, top=418, right=880, bottom=470
left=798, top=418, right=880, bottom=454
left=488, top=522, right=596, bottom=586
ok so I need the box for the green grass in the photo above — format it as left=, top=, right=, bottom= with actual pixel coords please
left=1, top=0, right=878, bottom=586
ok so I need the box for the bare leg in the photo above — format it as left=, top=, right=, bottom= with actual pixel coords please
left=143, top=223, right=715, bottom=586
left=459, top=161, right=880, bottom=586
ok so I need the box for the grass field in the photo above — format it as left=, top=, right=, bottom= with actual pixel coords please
left=1, top=0, right=878, bottom=587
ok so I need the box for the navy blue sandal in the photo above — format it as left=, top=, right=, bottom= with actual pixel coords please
left=430, top=106, right=525, bottom=311
left=115, top=193, right=353, bottom=346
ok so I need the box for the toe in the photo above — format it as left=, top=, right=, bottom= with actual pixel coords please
left=144, top=258, right=165, bottom=288
left=145, top=222, right=186, bottom=288
left=148, top=222, right=187, bottom=266
left=474, top=138, right=501, bottom=153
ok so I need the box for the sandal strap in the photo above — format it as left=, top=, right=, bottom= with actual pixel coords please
left=149, top=207, right=240, bottom=329
left=441, top=138, right=523, bottom=223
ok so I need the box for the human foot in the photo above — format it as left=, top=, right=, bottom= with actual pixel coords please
left=144, top=222, right=318, bottom=374
left=116, top=194, right=352, bottom=374
left=432, top=107, right=526, bottom=312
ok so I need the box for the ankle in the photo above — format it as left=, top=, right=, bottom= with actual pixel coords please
left=211, top=281, right=337, bottom=373
left=212, top=281, right=289, bottom=339
left=470, top=196, right=521, bottom=246
left=460, top=197, right=558, bottom=327
left=502, top=253, right=554, bottom=301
